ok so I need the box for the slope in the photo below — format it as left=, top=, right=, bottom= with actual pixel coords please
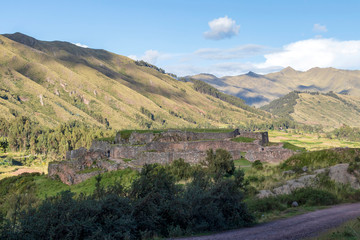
left=0, top=33, right=270, bottom=129
left=261, top=91, right=360, bottom=129
left=191, top=67, right=360, bottom=107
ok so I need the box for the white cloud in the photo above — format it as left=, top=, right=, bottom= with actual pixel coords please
left=313, top=23, right=327, bottom=33
left=128, top=50, right=161, bottom=64
left=73, top=43, right=89, bottom=48
left=204, top=16, right=240, bottom=40
left=259, top=38, right=360, bottom=71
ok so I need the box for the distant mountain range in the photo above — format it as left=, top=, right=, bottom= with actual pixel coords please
left=191, top=67, right=360, bottom=106
left=0, top=33, right=269, bottom=129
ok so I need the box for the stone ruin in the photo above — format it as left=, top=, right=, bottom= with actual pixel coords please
left=48, top=129, right=295, bottom=185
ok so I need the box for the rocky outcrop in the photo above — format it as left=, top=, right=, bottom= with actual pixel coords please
left=49, top=129, right=295, bottom=185
left=329, top=164, right=360, bottom=189
left=257, top=163, right=360, bottom=198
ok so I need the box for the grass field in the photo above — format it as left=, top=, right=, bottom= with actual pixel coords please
left=269, top=130, right=360, bottom=151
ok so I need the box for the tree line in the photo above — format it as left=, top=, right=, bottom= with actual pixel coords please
left=0, top=116, right=113, bottom=158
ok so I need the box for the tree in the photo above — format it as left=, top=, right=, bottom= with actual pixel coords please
left=0, top=138, right=8, bottom=153
left=201, top=149, right=235, bottom=179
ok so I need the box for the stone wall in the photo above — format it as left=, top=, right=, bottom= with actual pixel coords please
left=238, top=131, right=269, bottom=145
left=245, top=145, right=294, bottom=163
left=115, top=129, right=245, bottom=145
left=50, top=129, right=292, bottom=185
left=110, top=139, right=287, bottom=165
left=49, top=148, right=108, bottom=185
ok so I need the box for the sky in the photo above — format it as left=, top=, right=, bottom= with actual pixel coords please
left=1, top=0, right=360, bottom=77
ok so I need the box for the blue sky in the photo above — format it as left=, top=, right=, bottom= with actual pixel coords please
left=2, top=0, right=360, bottom=76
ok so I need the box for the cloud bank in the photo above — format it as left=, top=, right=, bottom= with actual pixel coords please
left=203, top=16, right=240, bottom=40
left=260, top=38, right=360, bottom=71
left=129, top=38, right=360, bottom=77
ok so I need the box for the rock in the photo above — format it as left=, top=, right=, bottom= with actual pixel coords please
left=329, top=164, right=360, bottom=189
left=302, top=166, right=308, bottom=172
left=272, top=174, right=317, bottom=195
left=292, top=201, right=299, bottom=207
left=257, top=190, right=275, bottom=198
left=68, top=147, right=87, bottom=160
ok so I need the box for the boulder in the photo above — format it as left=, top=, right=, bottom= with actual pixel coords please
left=329, top=164, right=360, bottom=189
left=257, top=190, right=275, bottom=198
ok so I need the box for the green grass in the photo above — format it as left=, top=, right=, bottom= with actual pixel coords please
left=181, top=128, right=234, bottom=133
left=282, top=142, right=306, bottom=152
left=269, top=130, right=360, bottom=151
left=231, top=136, right=255, bottom=143
left=0, top=168, right=139, bottom=200
left=122, top=158, right=134, bottom=162
left=234, top=158, right=252, bottom=172
left=281, top=148, right=360, bottom=170
left=311, top=218, right=360, bottom=240
left=117, top=130, right=164, bottom=141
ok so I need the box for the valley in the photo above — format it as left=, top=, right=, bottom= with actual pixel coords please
left=1, top=33, right=360, bottom=239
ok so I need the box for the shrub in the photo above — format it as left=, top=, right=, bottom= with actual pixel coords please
left=287, top=188, right=338, bottom=206
left=201, top=149, right=235, bottom=179
left=246, top=196, right=286, bottom=213
left=252, top=160, right=263, bottom=170
left=1, top=163, right=254, bottom=239
left=165, top=158, right=193, bottom=181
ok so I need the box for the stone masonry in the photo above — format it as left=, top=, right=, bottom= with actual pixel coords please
left=49, top=129, right=294, bottom=185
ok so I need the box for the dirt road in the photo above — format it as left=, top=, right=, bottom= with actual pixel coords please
left=178, top=203, right=360, bottom=240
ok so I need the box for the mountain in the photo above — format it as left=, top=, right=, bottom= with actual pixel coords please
left=191, top=67, right=360, bottom=107
left=0, top=33, right=270, bottom=129
left=261, top=91, right=360, bottom=129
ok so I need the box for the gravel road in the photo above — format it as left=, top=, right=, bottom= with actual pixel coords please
left=177, top=202, right=360, bottom=240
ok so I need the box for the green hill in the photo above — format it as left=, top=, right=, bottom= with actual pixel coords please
left=0, top=33, right=270, bottom=129
left=261, top=91, right=360, bottom=129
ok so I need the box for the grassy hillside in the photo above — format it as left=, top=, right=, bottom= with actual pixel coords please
left=261, top=92, right=360, bottom=129
left=192, top=67, right=360, bottom=107
left=0, top=33, right=270, bottom=129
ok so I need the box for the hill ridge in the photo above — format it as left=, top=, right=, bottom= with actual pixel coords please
left=0, top=33, right=270, bottom=129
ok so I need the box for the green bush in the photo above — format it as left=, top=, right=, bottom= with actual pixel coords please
left=252, top=160, right=263, bottom=170
left=165, top=158, right=193, bottom=181
left=288, top=188, right=338, bottom=206
left=246, top=196, right=286, bottom=213
left=201, top=149, right=235, bottom=179
left=246, top=187, right=338, bottom=217
left=1, top=163, right=254, bottom=239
